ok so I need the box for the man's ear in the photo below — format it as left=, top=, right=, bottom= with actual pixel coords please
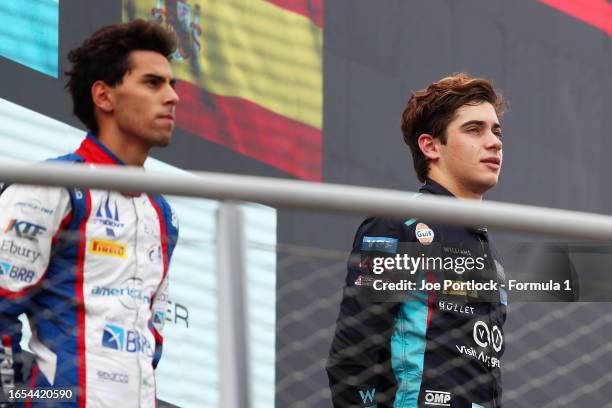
left=91, top=80, right=114, bottom=113
left=417, top=133, right=440, bottom=161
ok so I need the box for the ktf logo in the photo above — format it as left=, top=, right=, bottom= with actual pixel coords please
left=5, top=219, right=46, bottom=241
left=473, top=321, right=503, bottom=352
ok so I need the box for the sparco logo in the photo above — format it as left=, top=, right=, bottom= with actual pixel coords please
left=473, top=321, right=503, bottom=352
left=424, top=390, right=451, bottom=406
left=97, top=370, right=129, bottom=384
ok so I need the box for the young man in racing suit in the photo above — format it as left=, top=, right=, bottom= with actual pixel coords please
left=0, top=20, right=180, bottom=407
left=327, top=74, right=507, bottom=408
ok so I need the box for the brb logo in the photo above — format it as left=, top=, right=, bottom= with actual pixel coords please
left=0, top=261, right=35, bottom=283
left=102, top=324, right=153, bottom=357
left=424, top=390, right=451, bottom=406
left=5, top=219, right=46, bottom=241
left=473, top=321, right=503, bottom=352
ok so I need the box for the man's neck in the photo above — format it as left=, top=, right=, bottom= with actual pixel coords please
left=427, top=174, right=484, bottom=200
left=97, top=130, right=149, bottom=166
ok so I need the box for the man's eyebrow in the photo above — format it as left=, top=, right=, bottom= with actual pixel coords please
left=460, top=120, right=501, bottom=129
left=142, top=73, right=175, bottom=84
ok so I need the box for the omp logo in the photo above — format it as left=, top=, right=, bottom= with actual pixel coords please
left=101, top=324, right=153, bottom=356
left=93, top=193, right=124, bottom=238
left=358, top=388, right=376, bottom=405
left=4, top=219, right=46, bottom=241
left=0, top=261, right=35, bottom=283
left=424, top=390, right=451, bottom=406
left=102, top=324, right=125, bottom=350
left=473, top=321, right=503, bottom=352
left=89, top=239, right=127, bottom=259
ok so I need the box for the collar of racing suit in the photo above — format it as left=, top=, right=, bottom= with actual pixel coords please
left=75, top=134, right=143, bottom=197
left=419, top=178, right=489, bottom=237
left=75, top=133, right=126, bottom=166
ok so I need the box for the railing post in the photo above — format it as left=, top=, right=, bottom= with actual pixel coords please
left=216, top=202, right=251, bottom=408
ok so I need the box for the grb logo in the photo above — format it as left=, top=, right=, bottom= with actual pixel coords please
left=5, top=219, right=46, bottom=241
left=424, top=390, right=451, bottom=406
left=358, top=388, right=376, bottom=405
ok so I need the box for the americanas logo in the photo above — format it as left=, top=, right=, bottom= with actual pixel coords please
left=93, top=193, right=125, bottom=238
left=89, top=239, right=127, bottom=259
left=101, top=324, right=153, bottom=357
left=14, top=199, right=53, bottom=216
left=4, top=219, right=46, bottom=241
left=415, top=223, right=434, bottom=245
left=0, top=260, right=35, bottom=283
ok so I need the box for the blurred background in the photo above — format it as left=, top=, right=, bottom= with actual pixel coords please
left=0, top=0, right=611, bottom=406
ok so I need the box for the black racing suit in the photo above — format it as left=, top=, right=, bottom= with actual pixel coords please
left=327, top=179, right=507, bottom=408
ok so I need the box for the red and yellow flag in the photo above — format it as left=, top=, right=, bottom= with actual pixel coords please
left=124, top=0, right=323, bottom=180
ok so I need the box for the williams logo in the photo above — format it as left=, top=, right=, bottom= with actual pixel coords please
left=89, top=239, right=127, bottom=259
left=358, top=388, right=376, bottom=405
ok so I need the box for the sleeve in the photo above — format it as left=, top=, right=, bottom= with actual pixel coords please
left=326, top=217, right=406, bottom=408
left=150, top=200, right=178, bottom=369
left=0, top=185, right=71, bottom=393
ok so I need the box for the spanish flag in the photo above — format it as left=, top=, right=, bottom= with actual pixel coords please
left=124, top=0, right=323, bottom=181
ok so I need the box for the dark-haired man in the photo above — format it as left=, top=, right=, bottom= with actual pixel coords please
left=0, top=19, right=179, bottom=407
left=327, top=73, right=507, bottom=408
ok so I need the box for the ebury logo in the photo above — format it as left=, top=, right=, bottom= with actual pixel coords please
left=473, top=321, right=503, bottom=352
left=415, top=223, right=434, bottom=245
left=89, top=239, right=127, bottom=259
left=424, top=390, right=451, bottom=406
left=358, top=388, right=376, bottom=405
left=5, top=219, right=46, bottom=241
left=93, top=193, right=124, bottom=238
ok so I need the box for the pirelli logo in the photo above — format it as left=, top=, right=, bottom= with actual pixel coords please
left=89, top=239, right=127, bottom=259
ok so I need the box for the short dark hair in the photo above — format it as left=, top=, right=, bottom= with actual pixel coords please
left=400, top=73, right=504, bottom=182
left=65, top=19, right=177, bottom=134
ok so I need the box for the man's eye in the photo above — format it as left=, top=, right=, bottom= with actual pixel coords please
left=494, top=131, right=503, bottom=138
left=467, top=128, right=479, bottom=134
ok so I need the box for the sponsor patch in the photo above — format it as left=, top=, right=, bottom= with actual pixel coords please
left=4, top=219, right=46, bottom=241
left=361, top=236, right=398, bottom=253
left=14, top=199, right=53, bottom=216
left=0, top=240, right=41, bottom=263
left=89, top=239, right=127, bottom=259
left=0, top=260, right=36, bottom=283
left=415, top=223, right=434, bottom=245
left=424, top=390, right=451, bottom=406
